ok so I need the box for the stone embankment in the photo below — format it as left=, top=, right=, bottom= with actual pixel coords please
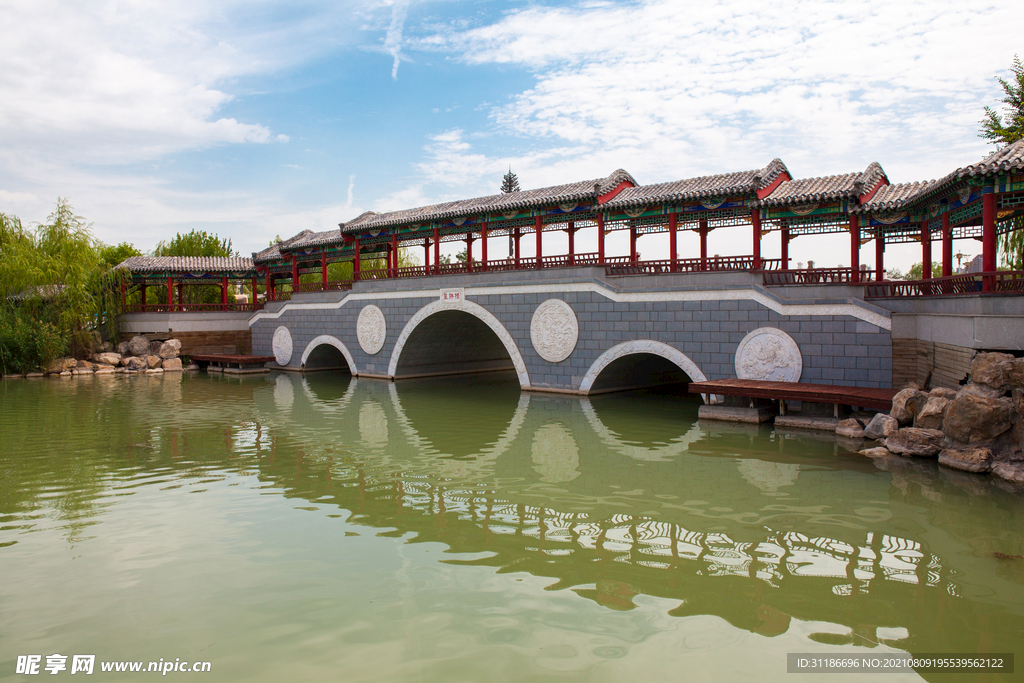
left=838, top=353, right=1024, bottom=485
left=3, top=336, right=198, bottom=379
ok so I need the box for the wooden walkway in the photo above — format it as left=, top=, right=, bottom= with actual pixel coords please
left=688, top=378, right=898, bottom=411
left=191, top=354, right=274, bottom=374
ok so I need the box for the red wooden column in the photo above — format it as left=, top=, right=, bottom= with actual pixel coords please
left=629, top=224, right=637, bottom=263
left=669, top=213, right=678, bottom=272
left=141, top=283, right=147, bottom=311
left=353, top=238, right=361, bottom=281
left=423, top=238, right=430, bottom=274
left=514, top=227, right=521, bottom=269
left=535, top=216, right=543, bottom=269
left=433, top=228, right=440, bottom=274
left=266, top=270, right=273, bottom=299
left=391, top=232, right=398, bottom=277
left=849, top=214, right=861, bottom=283
left=921, top=220, right=932, bottom=280
left=567, top=222, right=575, bottom=265
left=699, top=217, right=708, bottom=271
left=982, top=190, right=996, bottom=291
left=597, top=214, right=605, bottom=264
left=167, top=276, right=174, bottom=307
left=466, top=234, right=474, bottom=273
left=321, top=252, right=328, bottom=286
left=251, top=277, right=257, bottom=309
left=875, top=229, right=885, bottom=282
left=751, top=209, right=762, bottom=270
left=221, top=276, right=228, bottom=310
left=481, top=222, right=488, bottom=271
left=780, top=224, right=790, bottom=270
left=291, top=255, right=299, bottom=291
left=941, top=211, right=952, bottom=277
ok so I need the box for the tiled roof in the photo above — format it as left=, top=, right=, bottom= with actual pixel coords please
left=336, top=169, right=637, bottom=235
left=956, top=138, right=1024, bottom=178
left=287, top=228, right=345, bottom=250
left=760, top=162, right=888, bottom=207
left=603, top=159, right=791, bottom=210
left=851, top=179, right=944, bottom=213
left=117, top=256, right=255, bottom=274
left=252, top=230, right=316, bottom=263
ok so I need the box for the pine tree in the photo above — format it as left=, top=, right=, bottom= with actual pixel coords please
left=500, top=167, right=520, bottom=194
left=979, top=56, right=1024, bottom=269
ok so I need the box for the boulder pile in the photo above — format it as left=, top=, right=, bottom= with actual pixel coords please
left=37, top=336, right=188, bottom=377
left=851, top=352, right=1024, bottom=485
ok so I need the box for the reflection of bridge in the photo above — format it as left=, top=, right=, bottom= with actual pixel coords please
left=225, top=373, right=1023, bottom=653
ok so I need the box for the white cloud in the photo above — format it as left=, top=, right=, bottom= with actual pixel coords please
left=384, top=0, right=411, bottom=79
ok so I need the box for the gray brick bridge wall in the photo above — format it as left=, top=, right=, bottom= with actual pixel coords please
left=249, top=268, right=893, bottom=395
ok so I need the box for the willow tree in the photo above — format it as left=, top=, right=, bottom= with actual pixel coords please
left=980, top=55, right=1024, bottom=269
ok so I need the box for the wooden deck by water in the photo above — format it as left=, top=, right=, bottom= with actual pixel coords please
left=688, top=378, right=898, bottom=411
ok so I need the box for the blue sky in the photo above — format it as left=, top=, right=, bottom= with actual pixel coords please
left=1, top=0, right=1020, bottom=270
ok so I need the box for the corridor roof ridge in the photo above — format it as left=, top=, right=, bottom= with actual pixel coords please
left=336, top=169, right=638, bottom=235
left=956, top=137, right=1024, bottom=178
left=603, top=158, right=791, bottom=209
left=850, top=179, right=945, bottom=213
left=252, top=229, right=316, bottom=264
left=760, top=162, right=888, bottom=207
left=117, top=256, right=255, bottom=274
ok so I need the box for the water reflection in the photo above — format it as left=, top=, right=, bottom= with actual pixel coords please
left=2, top=370, right=1023, bottom=671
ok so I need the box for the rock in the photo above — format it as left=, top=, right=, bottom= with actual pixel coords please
left=1005, top=358, right=1024, bottom=388
left=959, top=382, right=1005, bottom=399
left=46, top=357, right=77, bottom=374
left=859, top=447, right=891, bottom=458
left=158, top=339, right=181, bottom=359
left=943, top=394, right=1013, bottom=443
left=58, top=370, right=71, bottom=377
left=914, top=397, right=948, bottom=430
left=97, top=341, right=113, bottom=353
left=1014, top=388, right=1024, bottom=414
left=93, top=352, right=122, bottom=366
left=187, top=364, right=199, bottom=371
left=146, top=355, right=162, bottom=369
left=863, top=413, right=899, bottom=440
left=938, top=447, right=993, bottom=473
left=890, top=388, right=928, bottom=425
left=992, top=461, right=1024, bottom=484
left=884, top=428, right=945, bottom=457
left=836, top=418, right=865, bottom=438
left=128, top=335, right=151, bottom=357
left=125, top=356, right=148, bottom=372
left=971, top=352, right=1015, bottom=390
left=25, top=372, right=44, bottom=378
left=929, top=387, right=959, bottom=400
left=115, top=367, right=127, bottom=374
left=149, top=340, right=163, bottom=356
left=161, top=358, right=183, bottom=372
left=117, top=341, right=131, bottom=356
left=94, top=366, right=115, bottom=374
left=145, top=368, right=164, bottom=375
left=78, top=360, right=94, bottom=370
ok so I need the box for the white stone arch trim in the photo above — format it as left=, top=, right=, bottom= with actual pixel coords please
left=300, top=335, right=358, bottom=374
left=579, top=340, right=709, bottom=402
left=387, top=299, right=531, bottom=389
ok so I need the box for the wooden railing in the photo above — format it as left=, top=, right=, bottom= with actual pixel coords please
left=126, top=302, right=264, bottom=313
left=763, top=268, right=860, bottom=286
left=606, top=256, right=782, bottom=276
left=865, top=271, right=1024, bottom=298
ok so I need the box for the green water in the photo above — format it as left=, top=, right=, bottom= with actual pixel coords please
left=1, top=371, right=1022, bottom=682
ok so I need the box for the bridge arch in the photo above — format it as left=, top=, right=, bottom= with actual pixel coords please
left=387, top=299, right=531, bottom=389
left=300, top=335, right=357, bottom=373
left=579, top=340, right=708, bottom=401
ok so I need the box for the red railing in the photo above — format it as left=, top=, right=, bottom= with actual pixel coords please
left=865, top=271, right=1024, bottom=298
left=295, top=280, right=354, bottom=292
left=763, top=268, right=860, bottom=286
left=605, top=256, right=782, bottom=276
left=126, top=302, right=264, bottom=313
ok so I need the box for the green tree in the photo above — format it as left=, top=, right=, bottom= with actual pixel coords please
left=980, top=56, right=1024, bottom=270
left=99, top=242, right=141, bottom=269
left=500, top=167, right=520, bottom=194
left=904, top=261, right=943, bottom=280
left=152, top=230, right=236, bottom=304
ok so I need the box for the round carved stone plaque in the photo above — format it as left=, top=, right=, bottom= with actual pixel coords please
left=734, top=327, right=802, bottom=382
left=272, top=326, right=293, bottom=366
left=357, top=305, right=387, bottom=355
left=530, top=299, right=578, bottom=363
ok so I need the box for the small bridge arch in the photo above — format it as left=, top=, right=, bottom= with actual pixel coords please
left=579, top=340, right=708, bottom=401
left=387, top=299, right=532, bottom=389
left=300, top=335, right=357, bottom=373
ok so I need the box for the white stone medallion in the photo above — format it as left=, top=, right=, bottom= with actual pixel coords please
left=357, top=304, right=387, bottom=355
left=734, top=327, right=802, bottom=382
left=272, top=326, right=293, bottom=366
left=530, top=298, right=579, bottom=363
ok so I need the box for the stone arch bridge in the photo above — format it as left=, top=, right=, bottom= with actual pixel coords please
left=250, top=267, right=894, bottom=396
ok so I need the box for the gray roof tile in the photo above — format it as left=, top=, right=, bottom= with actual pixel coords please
left=603, top=158, right=790, bottom=209
left=956, top=138, right=1024, bottom=178
left=117, top=256, right=255, bottom=274
left=852, top=179, right=943, bottom=213
left=760, top=162, right=888, bottom=207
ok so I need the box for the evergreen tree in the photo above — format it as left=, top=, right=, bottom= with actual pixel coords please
left=500, top=167, right=520, bottom=194
left=979, top=56, right=1024, bottom=270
